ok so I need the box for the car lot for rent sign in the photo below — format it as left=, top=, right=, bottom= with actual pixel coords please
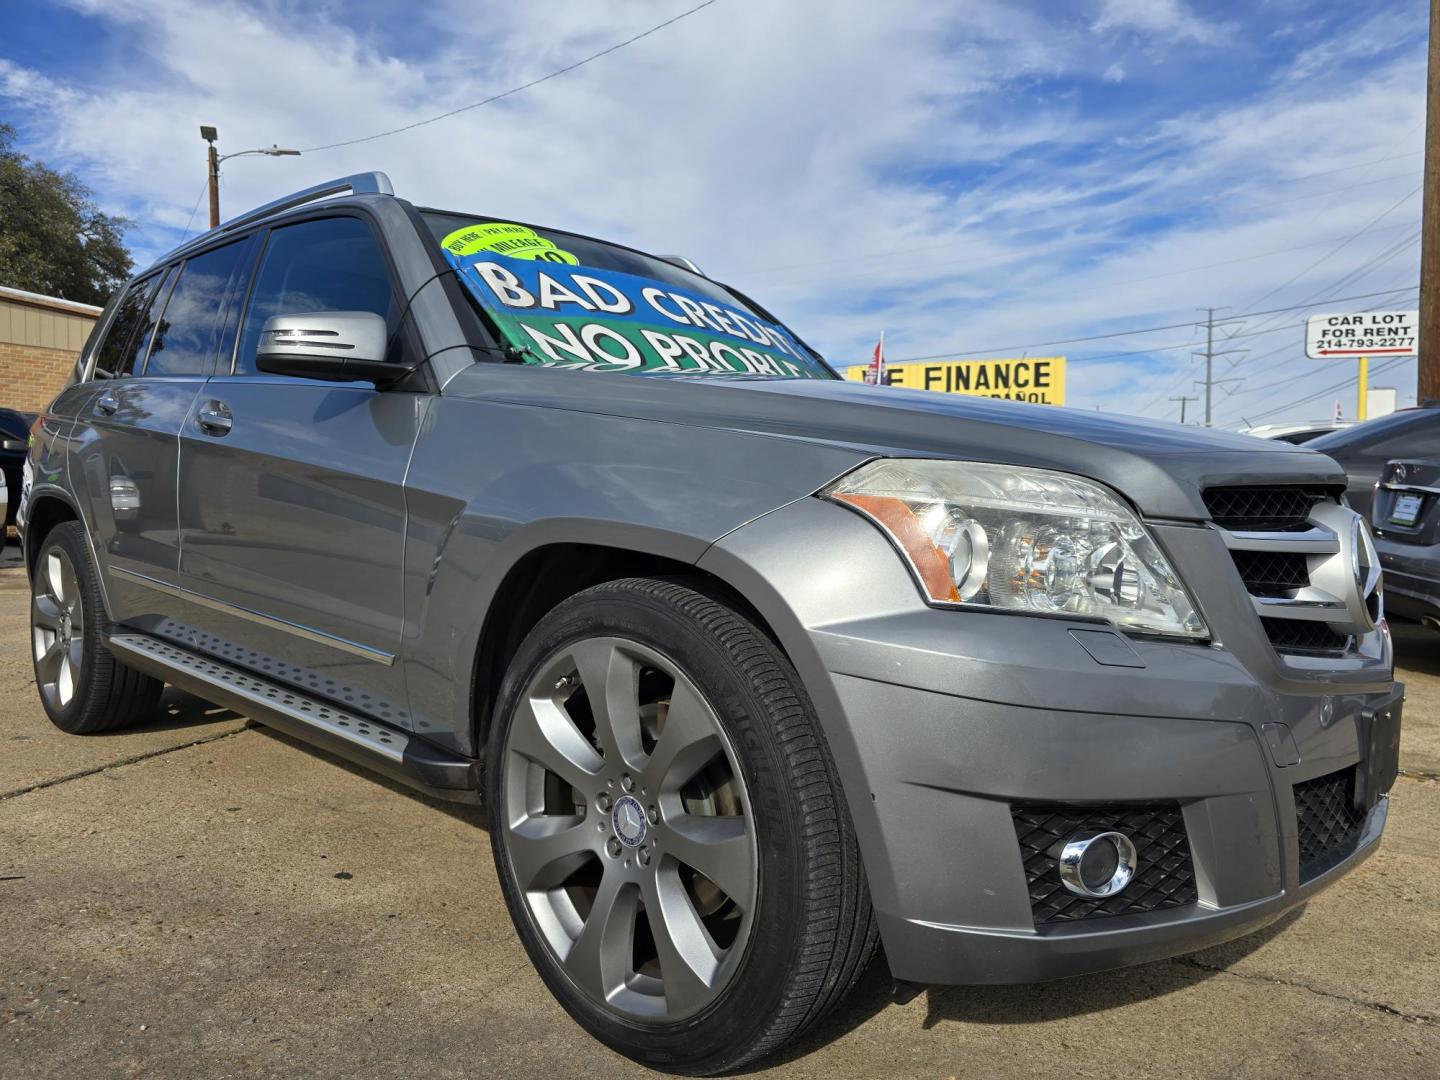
left=1305, top=311, right=1419, bottom=358
left=844, top=356, right=1066, bottom=404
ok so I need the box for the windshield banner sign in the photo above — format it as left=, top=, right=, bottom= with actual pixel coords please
left=446, top=249, right=821, bottom=378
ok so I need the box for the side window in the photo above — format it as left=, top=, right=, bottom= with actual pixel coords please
left=93, top=272, right=167, bottom=379
left=232, top=217, right=397, bottom=375
left=144, top=239, right=252, bottom=377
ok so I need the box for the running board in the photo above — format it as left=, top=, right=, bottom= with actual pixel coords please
left=106, top=632, right=481, bottom=803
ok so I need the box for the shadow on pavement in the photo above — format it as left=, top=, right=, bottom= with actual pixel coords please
left=247, top=723, right=488, bottom=829
left=88, top=686, right=248, bottom=736
left=1391, top=620, right=1440, bottom=677
left=757, top=908, right=1303, bottom=1069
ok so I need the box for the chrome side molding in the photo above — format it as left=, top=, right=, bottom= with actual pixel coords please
left=111, top=567, right=395, bottom=665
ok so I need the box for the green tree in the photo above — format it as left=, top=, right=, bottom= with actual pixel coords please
left=0, top=123, right=133, bottom=305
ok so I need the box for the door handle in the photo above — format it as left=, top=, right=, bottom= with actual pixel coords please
left=197, top=400, right=233, bottom=436
left=96, top=390, right=120, bottom=416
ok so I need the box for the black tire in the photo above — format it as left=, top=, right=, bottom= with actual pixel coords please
left=30, top=521, right=164, bottom=734
left=486, top=577, right=877, bottom=1074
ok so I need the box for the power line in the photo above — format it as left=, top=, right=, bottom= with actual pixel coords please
left=1244, top=358, right=1408, bottom=423
left=1240, top=229, right=1421, bottom=338
left=1232, top=184, right=1422, bottom=317
left=1204, top=237, right=1422, bottom=418
left=298, top=0, right=722, bottom=153
left=1210, top=279, right=1419, bottom=424
left=886, top=287, right=1421, bottom=364
left=179, top=178, right=210, bottom=242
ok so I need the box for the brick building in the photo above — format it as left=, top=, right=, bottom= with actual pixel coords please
left=0, top=285, right=102, bottom=412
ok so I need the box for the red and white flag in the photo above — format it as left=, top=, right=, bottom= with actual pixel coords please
left=865, top=331, right=886, bottom=385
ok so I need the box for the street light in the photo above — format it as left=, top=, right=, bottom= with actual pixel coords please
left=200, top=126, right=301, bottom=229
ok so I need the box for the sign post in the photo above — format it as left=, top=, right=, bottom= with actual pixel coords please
left=1305, top=310, right=1418, bottom=420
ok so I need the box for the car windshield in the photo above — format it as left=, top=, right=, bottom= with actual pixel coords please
left=422, top=211, right=834, bottom=380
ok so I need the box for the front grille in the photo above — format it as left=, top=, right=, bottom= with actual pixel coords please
left=1261, top=617, right=1351, bottom=654
left=1203, top=485, right=1333, bottom=530
left=1204, top=484, right=1355, bottom=657
left=1230, top=550, right=1309, bottom=596
left=1011, top=804, right=1198, bottom=925
left=1295, top=769, right=1367, bottom=881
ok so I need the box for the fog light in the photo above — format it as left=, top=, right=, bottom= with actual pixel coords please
left=1058, top=830, right=1137, bottom=898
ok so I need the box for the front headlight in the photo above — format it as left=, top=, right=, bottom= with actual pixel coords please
left=823, top=459, right=1208, bottom=639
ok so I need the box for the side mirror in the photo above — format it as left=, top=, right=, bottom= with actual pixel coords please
left=255, top=311, right=404, bottom=386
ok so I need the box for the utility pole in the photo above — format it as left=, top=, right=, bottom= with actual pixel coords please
left=1420, top=0, right=1440, bottom=404
left=198, top=126, right=301, bottom=231
left=1168, top=394, right=1198, bottom=423
left=1194, top=307, right=1245, bottom=426
left=201, top=126, right=220, bottom=228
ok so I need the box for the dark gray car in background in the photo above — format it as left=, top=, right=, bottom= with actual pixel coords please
left=19, top=173, right=1402, bottom=1074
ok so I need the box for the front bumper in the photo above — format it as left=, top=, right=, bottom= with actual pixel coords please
left=700, top=497, right=1401, bottom=987
left=830, top=670, right=1397, bottom=985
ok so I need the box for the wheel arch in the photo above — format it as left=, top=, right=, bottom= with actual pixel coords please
left=468, top=539, right=790, bottom=756
left=23, top=490, right=81, bottom=578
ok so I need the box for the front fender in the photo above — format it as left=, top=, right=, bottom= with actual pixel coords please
left=398, top=393, right=868, bottom=753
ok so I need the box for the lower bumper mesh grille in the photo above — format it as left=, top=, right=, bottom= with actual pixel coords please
left=1262, top=617, right=1352, bottom=655
left=1295, top=769, right=1367, bottom=881
left=1011, top=804, right=1198, bottom=925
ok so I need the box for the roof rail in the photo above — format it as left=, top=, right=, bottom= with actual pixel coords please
left=217, top=171, right=393, bottom=233
left=163, top=172, right=394, bottom=265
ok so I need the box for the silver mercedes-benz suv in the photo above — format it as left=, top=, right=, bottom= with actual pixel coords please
left=20, top=172, right=1401, bottom=1074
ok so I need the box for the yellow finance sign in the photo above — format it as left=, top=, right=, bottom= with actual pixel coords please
left=845, top=356, right=1066, bottom=405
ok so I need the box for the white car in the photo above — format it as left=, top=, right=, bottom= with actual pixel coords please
left=1242, top=420, right=1356, bottom=444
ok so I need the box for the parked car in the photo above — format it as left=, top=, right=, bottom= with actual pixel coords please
left=1242, top=419, right=1355, bottom=444
left=18, top=172, right=1402, bottom=1074
left=0, top=407, right=33, bottom=535
left=1305, top=405, right=1440, bottom=518
left=1372, top=457, right=1440, bottom=631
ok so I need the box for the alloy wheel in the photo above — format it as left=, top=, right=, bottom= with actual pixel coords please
left=501, top=636, right=758, bottom=1022
left=32, top=546, right=85, bottom=711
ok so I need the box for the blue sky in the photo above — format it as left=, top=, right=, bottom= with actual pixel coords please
left=0, top=0, right=1429, bottom=425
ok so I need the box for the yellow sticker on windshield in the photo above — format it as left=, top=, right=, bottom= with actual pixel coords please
left=440, top=222, right=579, bottom=264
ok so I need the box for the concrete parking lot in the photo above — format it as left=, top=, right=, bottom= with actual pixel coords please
left=0, top=551, right=1437, bottom=1078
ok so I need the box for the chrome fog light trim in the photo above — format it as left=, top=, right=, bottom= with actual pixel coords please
left=1058, top=830, right=1138, bottom=898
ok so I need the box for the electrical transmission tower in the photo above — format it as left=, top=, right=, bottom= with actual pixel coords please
left=1194, top=307, right=1247, bottom=426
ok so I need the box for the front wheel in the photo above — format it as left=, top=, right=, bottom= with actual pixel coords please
left=486, top=578, right=876, bottom=1074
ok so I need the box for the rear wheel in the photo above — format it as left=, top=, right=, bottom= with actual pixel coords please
left=486, top=578, right=876, bottom=1074
left=31, top=522, right=163, bottom=734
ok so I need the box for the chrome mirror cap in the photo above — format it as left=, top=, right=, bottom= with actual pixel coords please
left=258, top=311, right=387, bottom=365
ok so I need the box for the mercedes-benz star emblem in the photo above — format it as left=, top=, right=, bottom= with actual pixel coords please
left=611, top=794, right=647, bottom=848
left=1351, top=515, right=1383, bottom=628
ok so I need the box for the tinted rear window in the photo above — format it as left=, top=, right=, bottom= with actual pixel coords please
left=145, top=239, right=252, bottom=377
left=93, top=272, right=168, bottom=379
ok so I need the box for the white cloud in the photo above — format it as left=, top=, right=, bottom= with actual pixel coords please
left=0, top=0, right=1425, bottom=427
left=1103, top=63, right=1126, bottom=83
left=1091, top=0, right=1228, bottom=45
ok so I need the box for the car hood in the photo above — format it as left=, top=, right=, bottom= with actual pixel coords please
left=441, top=366, right=1345, bottom=520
